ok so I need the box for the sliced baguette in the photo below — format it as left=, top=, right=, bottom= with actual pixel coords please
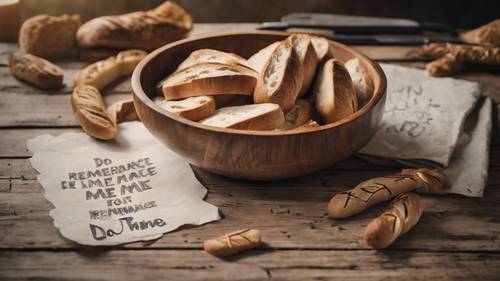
left=253, top=40, right=303, bottom=112
left=247, top=41, right=280, bottom=72
left=107, top=99, right=139, bottom=125
left=177, top=49, right=250, bottom=71
left=345, top=58, right=373, bottom=108
left=279, top=100, right=313, bottom=130
left=311, top=36, right=335, bottom=63
left=156, top=96, right=215, bottom=121
left=161, top=62, right=257, bottom=100
left=200, top=103, right=284, bottom=130
left=312, top=58, right=358, bottom=123
left=287, top=34, right=320, bottom=97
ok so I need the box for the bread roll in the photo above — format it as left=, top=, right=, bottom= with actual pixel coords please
left=9, top=52, right=64, bottom=90
left=254, top=39, right=303, bottom=112
left=156, top=96, right=215, bottom=121
left=364, top=193, right=423, bottom=249
left=203, top=228, right=262, bottom=256
left=200, top=103, right=284, bottom=130
left=71, top=85, right=117, bottom=140
left=76, top=1, right=192, bottom=51
left=19, top=14, right=81, bottom=58
left=312, top=58, right=357, bottom=124
left=287, top=34, right=319, bottom=97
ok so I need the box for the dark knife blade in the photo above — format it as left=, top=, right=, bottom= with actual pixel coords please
left=327, top=34, right=463, bottom=45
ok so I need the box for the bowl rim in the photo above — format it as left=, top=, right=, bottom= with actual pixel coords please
left=132, top=30, right=387, bottom=137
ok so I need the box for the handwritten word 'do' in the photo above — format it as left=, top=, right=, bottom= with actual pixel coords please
left=90, top=216, right=167, bottom=240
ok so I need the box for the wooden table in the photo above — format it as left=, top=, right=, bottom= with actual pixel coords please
left=1, top=24, right=500, bottom=280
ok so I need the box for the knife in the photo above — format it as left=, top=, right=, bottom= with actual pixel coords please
left=324, top=34, right=462, bottom=45
left=260, top=13, right=458, bottom=36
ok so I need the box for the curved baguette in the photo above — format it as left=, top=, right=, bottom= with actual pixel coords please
left=278, top=100, right=313, bottom=130
left=364, top=193, right=423, bottom=249
left=156, top=96, right=215, bottom=121
left=19, top=14, right=81, bottom=58
left=71, top=85, right=117, bottom=140
left=254, top=39, right=303, bottom=112
left=310, top=36, right=335, bottom=63
left=76, top=1, right=192, bottom=51
left=312, top=58, right=358, bottom=124
left=162, top=62, right=257, bottom=100
left=247, top=41, right=280, bottom=72
left=200, top=103, right=284, bottom=130
left=345, top=58, right=374, bottom=108
left=115, top=49, right=148, bottom=75
left=203, top=228, right=262, bottom=256
left=9, top=52, right=64, bottom=90
left=106, top=99, right=139, bottom=125
left=287, top=34, right=320, bottom=97
left=177, top=49, right=250, bottom=71
left=328, top=168, right=449, bottom=219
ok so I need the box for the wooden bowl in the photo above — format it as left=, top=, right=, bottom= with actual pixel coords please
left=132, top=31, right=386, bottom=180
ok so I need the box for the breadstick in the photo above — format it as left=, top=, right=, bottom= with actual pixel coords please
left=364, top=193, right=423, bottom=249
left=328, top=168, right=449, bottom=218
left=203, top=228, right=261, bottom=256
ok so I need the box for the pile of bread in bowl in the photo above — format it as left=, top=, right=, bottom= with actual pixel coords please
left=153, top=33, right=373, bottom=131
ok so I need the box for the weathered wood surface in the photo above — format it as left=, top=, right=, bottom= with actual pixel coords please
left=1, top=23, right=500, bottom=280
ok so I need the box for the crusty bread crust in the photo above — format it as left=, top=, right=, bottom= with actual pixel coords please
left=162, top=62, right=257, bottom=100
left=200, top=103, right=284, bottom=130
left=106, top=99, right=139, bottom=125
left=310, top=36, right=335, bottom=63
left=9, top=52, right=64, bottom=90
left=253, top=39, right=303, bottom=112
left=71, top=85, right=117, bottom=140
left=156, top=96, right=216, bottom=121
left=247, top=41, right=280, bottom=72
left=76, top=1, right=192, bottom=51
left=312, top=58, right=358, bottom=123
left=177, top=49, right=250, bottom=71
left=345, top=58, right=374, bottom=108
left=279, top=99, right=313, bottom=130
left=19, top=14, right=81, bottom=58
left=287, top=34, right=320, bottom=98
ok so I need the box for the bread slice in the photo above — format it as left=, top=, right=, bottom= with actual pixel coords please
left=177, top=49, right=250, bottom=71
left=200, top=103, right=284, bottom=130
left=161, top=62, right=257, bottom=100
left=310, top=36, right=335, bottom=63
left=287, top=34, right=320, bottom=97
left=156, top=96, right=215, bottom=121
left=345, top=58, right=373, bottom=108
left=279, top=100, right=313, bottom=130
left=253, top=40, right=303, bottom=112
left=312, top=58, right=358, bottom=123
left=247, top=41, right=280, bottom=72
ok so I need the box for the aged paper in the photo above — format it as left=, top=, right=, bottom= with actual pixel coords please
left=28, top=122, right=219, bottom=246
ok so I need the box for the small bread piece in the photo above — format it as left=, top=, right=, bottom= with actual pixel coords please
left=364, top=193, right=423, bottom=249
left=9, top=52, right=64, bottom=90
left=203, top=228, right=262, bottom=256
left=345, top=58, right=374, bottom=107
left=460, top=19, right=500, bottom=46
left=162, top=62, right=257, bottom=100
left=328, top=168, right=449, bottom=219
left=19, top=14, right=81, bottom=58
left=76, top=1, right=192, bottom=51
left=287, top=34, right=320, bottom=97
left=71, top=85, right=117, bottom=140
left=426, top=54, right=466, bottom=77
left=177, top=49, right=250, bottom=71
left=200, top=103, right=284, bottom=130
left=107, top=99, right=139, bottom=125
left=156, top=96, right=215, bottom=121
left=254, top=40, right=303, bottom=112
left=310, top=36, right=335, bottom=63
left=247, top=41, right=280, bottom=72
left=116, top=49, right=148, bottom=75
left=279, top=100, right=313, bottom=130
left=312, top=59, right=358, bottom=124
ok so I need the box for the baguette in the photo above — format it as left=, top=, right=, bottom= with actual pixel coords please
left=156, top=96, right=215, bottom=121
left=278, top=100, right=313, bottom=130
left=247, top=41, right=280, bottom=72
left=9, top=52, right=64, bottom=90
left=19, top=14, right=81, bottom=58
left=107, top=99, right=139, bottom=125
left=253, top=40, right=303, bottom=112
left=203, top=228, right=262, bottom=256
left=287, top=34, right=320, bottom=97
left=328, top=168, right=449, bottom=219
left=310, top=36, right=335, bottom=63
left=161, top=62, right=257, bottom=100
left=75, top=49, right=147, bottom=90
left=364, top=193, right=423, bottom=249
left=71, top=85, right=117, bottom=140
left=200, top=103, right=284, bottom=130
left=177, top=49, right=250, bottom=71
left=460, top=19, right=500, bottom=46
left=345, top=58, right=374, bottom=107
left=76, top=1, right=192, bottom=51
left=312, top=58, right=358, bottom=124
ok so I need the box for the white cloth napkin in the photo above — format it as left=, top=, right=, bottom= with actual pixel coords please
left=28, top=122, right=219, bottom=246
left=359, top=64, right=491, bottom=197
